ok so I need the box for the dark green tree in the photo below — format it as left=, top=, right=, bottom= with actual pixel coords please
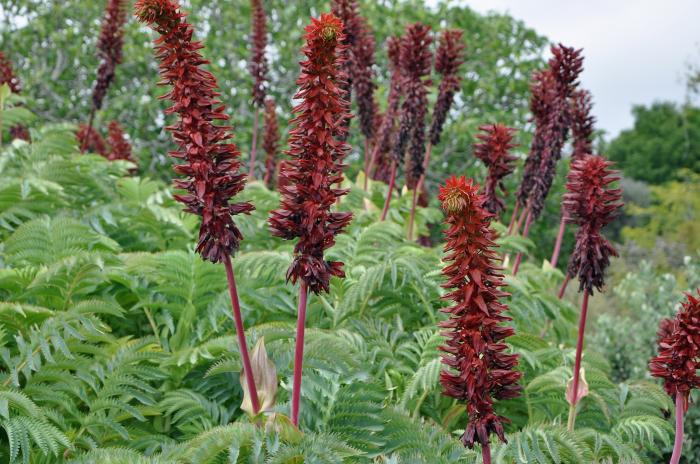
left=608, top=102, right=700, bottom=184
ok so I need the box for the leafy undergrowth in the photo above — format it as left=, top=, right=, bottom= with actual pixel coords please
left=0, top=126, right=673, bottom=462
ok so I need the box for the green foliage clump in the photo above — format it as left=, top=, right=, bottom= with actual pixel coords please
left=0, top=117, right=676, bottom=462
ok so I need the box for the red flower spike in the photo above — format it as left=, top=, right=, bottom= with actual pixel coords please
left=394, top=23, right=433, bottom=190
left=331, top=0, right=363, bottom=110
left=262, top=97, right=280, bottom=187
left=368, top=36, right=402, bottom=181
left=106, top=120, right=137, bottom=167
left=429, top=29, right=465, bottom=146
left=353, top=17, right=377, bottom=141
left=570, top=89, right=595, bottom=160
left=474, top=124, right=518, bottom=216
left=438, top=176, right=522, bottom=450
left=93, top=0, right=129, bottom=112
left=249, top=0, right=268, bottom=108
left=0, top=52, right=21, bottom=93
left=76, top=123, right=108, bottom=157
left=563, top=154, right=622, bottom=294
left=135, top=0, right=254, bottom=263
left=650, top=290, right=700, bottom=408
left=268, top=13, right=352, bottom=295
left=527, top=45, right=583, bottom=220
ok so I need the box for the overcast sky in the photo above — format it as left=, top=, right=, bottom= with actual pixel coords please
left=448, top=0, right=700, bottom=138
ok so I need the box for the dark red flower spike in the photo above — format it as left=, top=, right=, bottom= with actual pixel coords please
left=0, top=51, right=21, bottom=93
left=380, top=24, right=432, bottom=222
left=474, top=124, right=518, bottom=216
left=136, top=0, right=260, bottom=415
left=268, top=13, right=352, bottom=427
left=76, top=123, right=108, bottom=156
left=438, top=176, right=522, bottom=463
left=106, top=120, right=137, bottom=168
left=429, top=29, right=465, bottom=146
left=262, top=97, right=280, bottom=188
left=649, top=290, right=700, bottom=464
left=247, top=0, right=269, bottom=179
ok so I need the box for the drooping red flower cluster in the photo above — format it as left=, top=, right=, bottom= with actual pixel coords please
left=76, top=123, right=109, bottom=156
left=369, top=36, right=403, bottom=182
left=474, top=124, right=518, bottom=216
left=570, top=89, right=595, bottom=160
left=650, top=291, right=700, bottom=411
left=526, top=45, right=583, bottom=219
left=394, top=23, right=432, bottom=190
left=0, top=51, right=21, bottom=93
left=106, top=120, right=136, bottom=164
left=438, top=176, right=522, bottom=449
left=249, top=0, right=268, bottom=107
left=268, top=13, right=352, bottom=294
left=262, top=97, right=280, bottom=187
left=136, top=0, right=253, bottom=263
left=563, top=154, right=622, bottom=294
left=0, top=51, right=31, bottom=142
left=429, top=29, right=465, bottom=146
left=93, top=0, right=129, bottom=111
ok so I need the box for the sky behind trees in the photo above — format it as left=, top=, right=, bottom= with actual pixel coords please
left=460, top=0, right=700, bottom=137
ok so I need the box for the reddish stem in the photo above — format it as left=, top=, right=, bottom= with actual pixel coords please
left=366, top=144, right=381, bottom=184
left=363, top=138, right=371, bottom=191
left=569, top=291, right=590, bottom=430
left=512, top=210, right=533, bottom=276
left=407, top=187, right=418, bottom=241
left=248, top=107, right=259, bottom=180
left=506, top=202, right=520, bottom=235
left=223, top=256, right=260, bottom=415
left=482, top=443, right=492, bottom=464
left=558, top=274, right=571, bottom=299
left=291, top=282, right=308, bottom=426
left=81, top=108, right=96, bottom=153
left=513, top=205, right=528, bottom=236
left=380, top=161, right=398, bottom=221
left=551, top=214, right=567, bottom=268
left=671, top=394, right=685, bottom=464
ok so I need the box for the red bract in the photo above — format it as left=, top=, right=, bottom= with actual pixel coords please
left=0, top=51, right=21, bottom=93
left=93, top=0, right=128, bottom=112
left=249, top=0, right=268, bottom=107
left=262, top=97, right=280, bottom=187
left=429, top=29, right=465, bottom=146
left=331, top=0, right=362, bottom=108
left=394, top=23, right=432, bottom=190
left=650, top=291, right=700, bottom=408
left=570, top=89, right=595, bottom=160
left=76, top=123, right=108, bottom=156
left=135, top=0, right=253, bottom=263
left=563, top=154, right=622, bottom=294
left=268, top=13, right=352, bottom=295
left=438, top=176, right=522, bottom=453
left=474, top=124, right=518, bottom=216
left=106, top=120, right=136, bottom=166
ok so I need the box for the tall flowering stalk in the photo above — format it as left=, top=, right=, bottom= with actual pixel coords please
left=262, top=97, right=280, bottom=187
left=247, top=0, right=269, bottom=179
left=135, top=0, right=261, bottom=414
left=381, top=23, right=432, bottom=222
left=558, top=154, right=622, bottom=430
left=550, top=89, right=595, bottom=267
left=408, top=29, right=464, bottom=239
left=85, top=0, right=129, bottom=149
left=649, top=291, right=700, bottom=464
left=473, top=124, right=518, bottom=217
left=366, top=36, right=402, bottom=184
left=512, top=45, right=583, bottom=275
left=438, top=176, right=521, bottom=463
left=268, top=13, right=352, bottom=426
